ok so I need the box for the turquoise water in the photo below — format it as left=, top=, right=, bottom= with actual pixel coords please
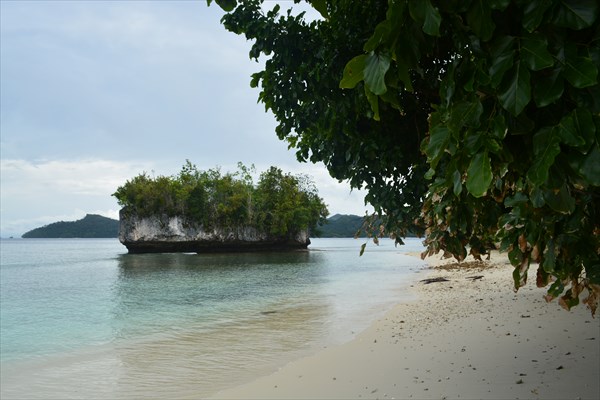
left=0, top=237, right=425, bottom=398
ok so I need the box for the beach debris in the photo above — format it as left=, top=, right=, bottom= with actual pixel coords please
left=260, top=310, right=278, bottom=315
left=421, top=277, right=450, bottom=284
left=433, top=260, right=491, bottom=271
left=466, top=275, right=484, bottom=281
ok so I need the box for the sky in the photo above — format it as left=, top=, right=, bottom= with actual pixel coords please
left=0, top=0, right=372, bottom=237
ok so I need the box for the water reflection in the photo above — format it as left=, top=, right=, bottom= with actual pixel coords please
left=113, top=251, right=327, bottom=324
left=109, top=250, right=334, bottom=398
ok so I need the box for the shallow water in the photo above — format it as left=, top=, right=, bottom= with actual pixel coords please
left=0, top=237, right=425, bottom=398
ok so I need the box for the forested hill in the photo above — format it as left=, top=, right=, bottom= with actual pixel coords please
left=317, top=214, right=419, bottom=238
left=317, top=214, right=365, bottom=238
left=22, top=214, right=119, bottom=238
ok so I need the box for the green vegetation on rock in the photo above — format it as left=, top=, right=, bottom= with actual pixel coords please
left=209, top=0, right=600, bottom=314
left=113, top=162, right=329, bottom=237
left=22, top=214, right=119, bottom=238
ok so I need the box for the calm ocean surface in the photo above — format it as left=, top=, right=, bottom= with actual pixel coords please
left=0, top=237, right=425, bottom=399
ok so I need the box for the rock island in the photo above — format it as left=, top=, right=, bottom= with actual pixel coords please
left=114, top=161, right=328, bottom=254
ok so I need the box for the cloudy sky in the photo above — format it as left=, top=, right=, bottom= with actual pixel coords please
left=0, top=0, right=371, bottom=237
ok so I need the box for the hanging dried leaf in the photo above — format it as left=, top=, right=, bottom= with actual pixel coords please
left=518, top=234, right=528, bottom=252
left=531, top=244, right=540, bottom=262
left=536, top=265, right=551, bottom=288
left=582, top=285, right=599, bottom=317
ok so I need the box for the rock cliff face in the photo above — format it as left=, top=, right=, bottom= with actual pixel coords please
left=119, top=210, right=310, bottom=253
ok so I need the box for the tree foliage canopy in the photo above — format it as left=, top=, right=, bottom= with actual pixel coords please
left=209, top=0, right=600, bottom=315
left=113, top=162, right=329, bottom=237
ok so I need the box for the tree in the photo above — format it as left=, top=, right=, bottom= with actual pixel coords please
left=254, top=166, right=329, bottom=236
left=113, top=162, right=329, bottom=238
left=208, top=0, right=600, bottom=315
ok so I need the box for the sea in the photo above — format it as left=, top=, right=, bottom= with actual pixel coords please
left=0, top=237, right=426, bottom=399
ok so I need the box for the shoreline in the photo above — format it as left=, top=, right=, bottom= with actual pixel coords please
left=211, top=252, right=600, bottom=399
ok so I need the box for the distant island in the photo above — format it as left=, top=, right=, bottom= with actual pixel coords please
left=318, top=214, right=365, bottom=238
left=21, top=213, right=366, bottom=240
left=22, top=214, right=119, bottom=238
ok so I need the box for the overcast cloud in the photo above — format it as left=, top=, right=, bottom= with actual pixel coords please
left=0, top=1, right=371, bottom=237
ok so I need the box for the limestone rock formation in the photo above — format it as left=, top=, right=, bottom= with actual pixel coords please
left=119, top=210, right=310, bottom=253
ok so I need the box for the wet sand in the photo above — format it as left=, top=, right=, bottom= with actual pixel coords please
left=212, top=252, right=600, bottom=399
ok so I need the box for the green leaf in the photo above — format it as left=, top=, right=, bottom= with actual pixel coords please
left=380, top=87, right=401, bottom=109
left=527, top=127, right=561, bottom=185
left=553, top=0, right=599, bottom=29
left=509, top=246, right=524, bottom=267
left=359, top=242, right=367, bottom=256
left=579, top=144, right=600, bottom=185
left=363, top=19, right=390, bottom=53
left=586, top=262, right=600, bottom=285
left=339, top=55, right=367, bottom=89
left=547, top=279, right=565, bottom=298
left=542, top=239, right=556, bottom=272
left=504, top=192, right=528, bottom=207
left=213, top=0, right=236, bottom=12
left=440, top=62, right=457, bottom=106
left=467, top=0, right=495, bottom=41
left=544, top=184, right=576, bottom=214
left=451, top=99, right=484, bottom=129
left=489, top=36, right=515, bottom=88
left=498, top=62, right=531, bottom=116
left=394, top=28, right=420, bottom=69
left=521, top=0, right=553, bottom=32
left=408, top=0, right=441, bottom=37
left=422, top=0, right=442, bottom=37
left=466, top=151, right=493, bottom=197
left=364, top=20, right=390, bottom=52
left=533, top=68, right=564, bottom=107
left=364, top=52, right=391, bottom=95
left=452, top=169, right=462, bottom=196
left=364, top=85, right=380, bottom=121
left=490, top=116, right=508, bottom=143
left=530, top=186, right=545, bottom=208
left=426, top=125, right=451, bottom=168
left=521, top=34, right=554, bottom=71
left=464, top=131, right=484, bottom=155
left=250, top=72, right=263, bottom=89
left=424, top=168, right=436, bottom=180
left=554, top=109, right=592, bottom=148
left=396, top=59, right=413, bottom=92
left=308, top=0, right=329, bottom=19
left=564, top=56, right=598, bottom=88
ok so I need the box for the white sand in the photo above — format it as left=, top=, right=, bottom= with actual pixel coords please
left=212, top=252, right=600, bottom=399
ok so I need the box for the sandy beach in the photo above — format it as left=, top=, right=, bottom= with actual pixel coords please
left=212, top=252, right=600, bottom=399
